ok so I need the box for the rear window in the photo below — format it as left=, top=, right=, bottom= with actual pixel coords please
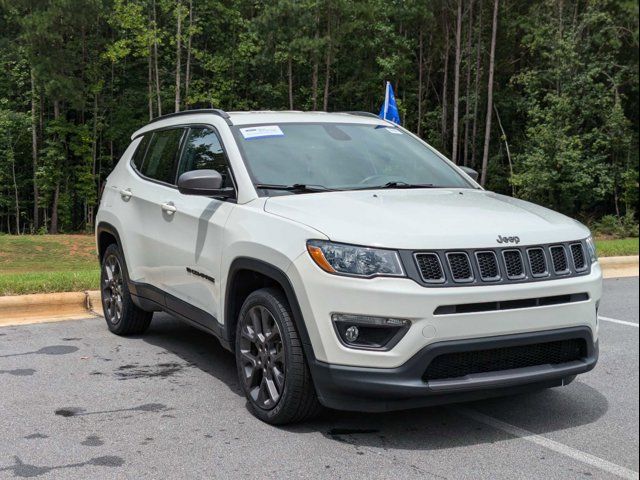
left=131, top=135, right=150, bottom=171
left=140, top=128, right=185, bottom=184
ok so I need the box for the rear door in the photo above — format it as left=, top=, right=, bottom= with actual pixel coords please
left=160, top=126, right=236, bottom=326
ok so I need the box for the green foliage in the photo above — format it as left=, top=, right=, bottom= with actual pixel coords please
left=592, top=211, right=639, bottom=239
left=0, top=0, right=637, bottom=234
left=510, top=0, right=637, bottom=216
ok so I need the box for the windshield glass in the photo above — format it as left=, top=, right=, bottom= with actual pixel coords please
left=233, top=123, right=473, bottom=192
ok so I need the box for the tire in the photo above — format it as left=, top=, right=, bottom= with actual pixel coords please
left=100, top=243, right=152, bottom=336
left=235, top=287, right=322, bottom=425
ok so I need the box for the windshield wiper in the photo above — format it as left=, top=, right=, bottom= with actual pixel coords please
left=254, top=183, right=337, bottom=193
left=368, top=181, right=438, bottom=189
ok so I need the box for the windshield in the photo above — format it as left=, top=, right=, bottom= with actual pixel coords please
left=233, top=123, right=473, bottom=193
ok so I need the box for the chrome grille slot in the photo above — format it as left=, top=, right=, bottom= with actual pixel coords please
left=502, top=249, right=525, bottom=279
left=475, top=251, right=500, bottom=281
left=527, top=247, right=548, bottom=277
left=550, top=245, right=569, bottom=274
left=446, top=252, right=474, bottom=283
left=570, top=243, right=587, bottom=271
left=415, top=253, right=445, bottom=283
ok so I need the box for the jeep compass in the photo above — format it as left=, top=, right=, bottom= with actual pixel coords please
left=96, top=110, right=601, bottom=424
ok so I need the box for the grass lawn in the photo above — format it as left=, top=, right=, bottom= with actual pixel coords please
left=0, top=234, right=99, bottom=296
left=595, top=237, right=639, bottom=258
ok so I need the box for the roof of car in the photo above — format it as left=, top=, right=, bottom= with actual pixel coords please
left=131, top=110, right=390, bottom=139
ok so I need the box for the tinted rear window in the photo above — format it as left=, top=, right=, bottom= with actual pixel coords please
left=140, top=129, right=184, bottom=184
left=132, top=135, right=150, bottom=170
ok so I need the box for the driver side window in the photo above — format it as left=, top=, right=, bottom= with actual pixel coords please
left=177, top=127, right=232, bottom=188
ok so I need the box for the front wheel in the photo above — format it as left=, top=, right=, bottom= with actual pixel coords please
left=235, top=287, right=321, bottom=424
left=101, top=243, right=152, bottom=335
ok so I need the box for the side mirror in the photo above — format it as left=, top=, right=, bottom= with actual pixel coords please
left=177, top=169, right=233, bottom=197
left=459, top=166, right=479, bottom=182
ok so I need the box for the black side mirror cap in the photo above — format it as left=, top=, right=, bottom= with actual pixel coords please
left=177, top=169, right=234, bottom=197
left=459, top=166, right=479, bottom=182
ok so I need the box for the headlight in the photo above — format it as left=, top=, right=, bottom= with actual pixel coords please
left=586, top=235, right=598, bottom=263
left=306, top=240, right=405, bottom=278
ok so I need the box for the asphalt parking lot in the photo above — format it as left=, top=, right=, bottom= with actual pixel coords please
left=0, top=277, right=637, bottom=480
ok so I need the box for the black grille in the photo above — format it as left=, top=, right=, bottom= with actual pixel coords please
left=410, top=240, right=590, bottom=287
left=415, top=253, right=445, bottom=283
left=423, top=339, right=587, bottom=381
left=447, top=253, right=473, bottom=282
left=550, top=246, right=569, bottom=274
left=527, top=248, right=548, bottom=276
left=476, top=251, right=500, bottom=281
left=503, top=250, right=525, bottom=278
left=571, top=243, right=586, bottom=271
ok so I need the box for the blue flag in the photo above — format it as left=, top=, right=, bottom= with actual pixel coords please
left=379, top=81, right=401, bottom=124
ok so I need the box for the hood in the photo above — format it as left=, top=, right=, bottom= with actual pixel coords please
left=263, top=189, right=589, bottom=250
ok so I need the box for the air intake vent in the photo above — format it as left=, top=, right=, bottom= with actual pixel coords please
left=475, top=251, right=500, bottom=281
left=447, top=253, right=474, bottom=282
left=415, top=253, right=445, bottom=283
left=527, top=248, right=548, bottom=277
left=423, top=339, right=587, bottom=381
left=550, top=246, right=569, bottom=274
left=502, top=250, right=525, bottom=279
left=570, top=243, right=587, bottom=271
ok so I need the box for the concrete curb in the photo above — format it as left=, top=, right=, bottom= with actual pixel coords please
left=599, top=255, right=639, bottom=279
left=0, top=256, right=637, bottom=325
left=0, top=290, right=101, bottom=327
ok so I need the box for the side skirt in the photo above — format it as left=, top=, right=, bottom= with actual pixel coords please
left=129, top=280, right=232, bottom=351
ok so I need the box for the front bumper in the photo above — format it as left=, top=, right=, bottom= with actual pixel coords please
left=310, top=326, right=598, bottom=412
left=287, top=253, right=602, bottom=368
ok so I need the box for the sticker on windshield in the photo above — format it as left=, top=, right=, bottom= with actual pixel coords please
left=386, top=128, right=403, bottom=135
left=240, top=125, right=284, bottom=140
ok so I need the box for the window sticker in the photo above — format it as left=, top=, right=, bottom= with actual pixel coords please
left=240, top=125, right=284, bottom=140
left=386, top=128, right=403, bottom=135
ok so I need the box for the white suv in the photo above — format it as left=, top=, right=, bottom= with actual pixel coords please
left=96, top=109, right=601, bottom=424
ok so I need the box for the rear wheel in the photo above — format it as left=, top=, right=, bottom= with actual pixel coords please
left=101, top=243, right=152, bottom=335
left=235, top=287, right=321, bottom=424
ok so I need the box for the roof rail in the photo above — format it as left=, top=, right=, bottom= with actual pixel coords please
left=148, top=108, right=233, bottom=126
left=338, top=111, right=382, bottom=120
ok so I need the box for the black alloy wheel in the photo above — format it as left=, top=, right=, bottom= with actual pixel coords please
left=235, top=288, right=321, bottom=424
left=102, top=253, right=125, bottom=325
left=238, top=305, right=286, bottom=409
left=100, top=243, right=152, bottom=335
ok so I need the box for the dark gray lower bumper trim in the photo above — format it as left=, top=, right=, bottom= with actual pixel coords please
left=309, top=326, right=598, bottom=412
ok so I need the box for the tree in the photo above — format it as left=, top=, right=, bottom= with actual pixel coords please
left=451, top=0, right=462, bottom=164
left=480, top=0, right=498, bottom=186
left=0, top=0, right=637, bottom=233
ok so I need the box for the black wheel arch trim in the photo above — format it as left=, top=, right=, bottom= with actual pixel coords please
left=96, top=222, right=124, bottom=261
left=225, top=257, right=317, bottom=365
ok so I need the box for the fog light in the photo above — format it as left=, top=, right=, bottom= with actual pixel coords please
left=345, top=325, right=360, bottom=342
left=332, top=313, right=411, bottom=351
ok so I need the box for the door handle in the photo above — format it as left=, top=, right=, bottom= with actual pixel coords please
left=161, top=202, right=177, bottom=214
left=119, top=188, right=133, bottom=200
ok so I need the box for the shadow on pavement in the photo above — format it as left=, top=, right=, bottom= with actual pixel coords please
left=143, top=313, right=609, bottom=451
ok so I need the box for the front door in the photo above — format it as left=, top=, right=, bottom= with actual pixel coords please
left=160, top=126, right=236, bottom=327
